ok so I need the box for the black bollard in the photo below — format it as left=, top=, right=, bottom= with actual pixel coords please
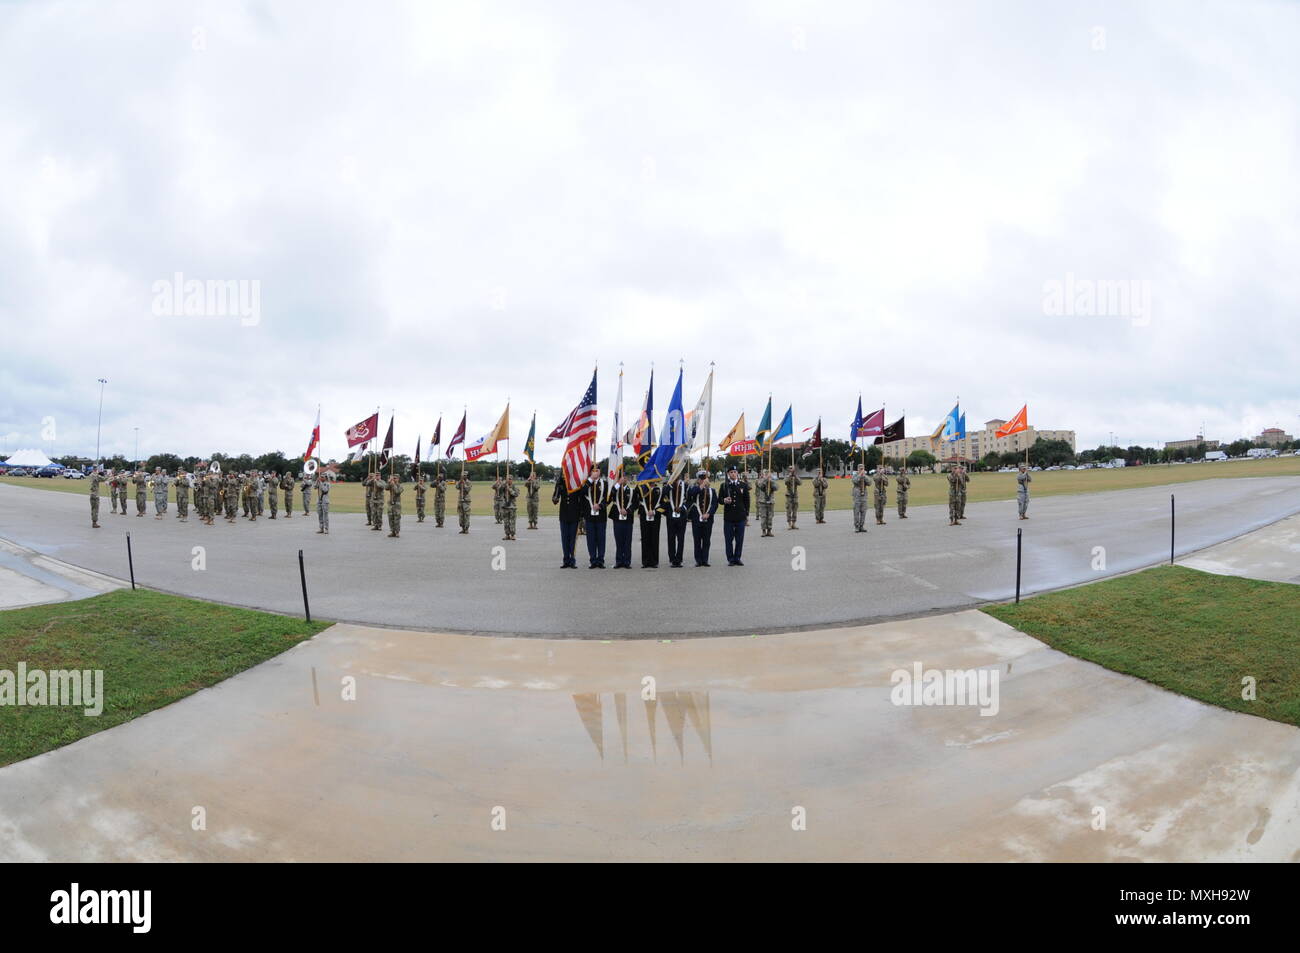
left=1170, top=494, right=1175, bottom=565
left=126, top=532, right=136, bottom=590
left=298, top=549, right=311, bottom=622
left=1015, top=527, right=1022, bottom=604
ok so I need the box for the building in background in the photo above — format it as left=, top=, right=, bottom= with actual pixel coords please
left=1164, top=435, right=1220, bottom=452
left=878, top=419, right=1076, bottom=463
left=1254, top=428, right=1293, bottom=447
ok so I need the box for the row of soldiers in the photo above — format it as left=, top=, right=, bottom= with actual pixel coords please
left=87, top=466, right=321, bottom=529
left=357, top=468, right=545, bottom=539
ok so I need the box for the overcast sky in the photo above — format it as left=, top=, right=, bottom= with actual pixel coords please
left=2, top=0, right=1297, bottom=464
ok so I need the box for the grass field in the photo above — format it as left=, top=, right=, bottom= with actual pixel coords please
left=984, top=565, right=1300, bottom=727
left=4, top=454, right=1299, bottom=517
left=0, top=589, right=328, bottom=767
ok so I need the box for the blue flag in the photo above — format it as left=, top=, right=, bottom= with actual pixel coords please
left=638, top=370, right=686, bottom=482
left=772, top=406, right=794, bottom=444
left=850, top=397, right=864, bottom=442
left=941, top=404, right=962, bottom=442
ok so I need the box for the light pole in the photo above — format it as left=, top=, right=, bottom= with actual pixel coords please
left=95, top=378, right=107, bottom=466
left=133, top=427, right=139, bottom=468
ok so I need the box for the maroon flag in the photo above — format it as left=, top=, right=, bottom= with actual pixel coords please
left=346, top=413, right=380, bottom=448
left=446, top=412, right=467, bottom=458
left=874, top=416, right=905, bottom=445
left=860, top=408, right=885, bottom=438
left=431, top=416, right=442, bottom=451
left=378, top=416, right=394, bottom=466
left=808, top=419, right=823, bottom=450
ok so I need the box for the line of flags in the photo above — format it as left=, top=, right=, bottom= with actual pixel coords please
left=307, top=375, right=1031, bottom=485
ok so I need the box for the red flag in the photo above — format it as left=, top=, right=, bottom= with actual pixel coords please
left=346, top=413, right=380, bottom=448
left=303, top=407, right=321, bottom=461
left=859, top=408, right=885, bottom=438
left=446, top=412, right=467, bottom=457
left=996, top=405, right=1029, bottom=438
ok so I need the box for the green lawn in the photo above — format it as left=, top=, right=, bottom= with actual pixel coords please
left=5, top=454, right=1300, bottom=514
left=984, top=565, right=1300, bottom=727
left=0, top=589, right=328, bottom=767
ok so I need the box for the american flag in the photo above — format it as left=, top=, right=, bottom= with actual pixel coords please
left=555, top=370, right=598, bottom=493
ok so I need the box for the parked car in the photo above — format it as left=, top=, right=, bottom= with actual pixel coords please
left=63, top=469, right=85, bottom=479
left=7, top=468, right=29, bottom=477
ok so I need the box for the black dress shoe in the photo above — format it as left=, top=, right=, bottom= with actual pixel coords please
left=734, top=560, right=744, bottom=566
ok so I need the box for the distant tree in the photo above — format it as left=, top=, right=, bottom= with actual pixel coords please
left=255, top=450, right=289, bottom=475
left=1028, top=438, right=1074, bottom=468
left=145, top=453, right=184, bottom=472
left=907, top=449, right=936, bottom=471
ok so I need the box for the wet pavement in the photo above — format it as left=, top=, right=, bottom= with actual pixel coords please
left=2, top=611, right=1297, bottom=862
left=1180, top=513, right=1300, bottom=584
left=2, top=476, right=1299, bottom=635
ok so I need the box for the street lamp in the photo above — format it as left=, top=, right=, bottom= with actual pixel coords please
left=95, top=378, right=107, bottom=466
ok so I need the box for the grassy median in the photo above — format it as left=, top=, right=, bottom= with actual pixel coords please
left=984, top=565, right=1300, bottom=727
left=0, top=588, right=328, bottom=767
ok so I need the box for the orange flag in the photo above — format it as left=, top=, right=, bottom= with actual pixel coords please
left=996, top=405, right=1029, bottom=438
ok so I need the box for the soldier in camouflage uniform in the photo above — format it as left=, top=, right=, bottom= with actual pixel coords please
left=492, top=475, right=504, bottom=524
left=501, top=474, right=519, bottom=540
left=255, top=471, right=266, bottom=517
left=368, top=471, right=385, bottom=530
left=872, top=468, right=889, bottom=525
left=524, top=472, right=540, bottom=529
left=947, top=466, right=961, bottom=526
left=851, top=463, right=869, bottom=533
left=1017, top=464, right=1031, bottom=519
left=134, top=470, right=148, bottom=517
left=415, top=474, right=428, bottom=522
left=267, top=471, right=279, bottom=518
left=225, top=472, right=240, bottom=522
left=386, top=474, right=403, bottom=537
left=89, top=469, right=102, bottom=528
left=957, top=464, right=969, bottom=521
left=281, top=472, right=295, bottom=517
left=812, top=467, right=829, bottom=524
left=316, top=476, right=330, bottom=534
left=175, top=470, right=190, bottom=521
left=301, top=474, right=312, bottom=516
left=118, top=472, right=129, bottom=515
left=755, top=468, right=777, bottom=537
left=106, top=469, right=119, bottom=515
left=784, top=466, right=802, bottom=530
left=456, top=472, right=472, bottom=534
left=152, top=468, right=168, bottom=518
left=244, top=472, right=258, bottom=521
left=433, top=467, right=447, bottom=527
left=895, top=468, right=911, bottom=518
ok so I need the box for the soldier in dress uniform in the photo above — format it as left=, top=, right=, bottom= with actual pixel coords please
left=456, top=471, right=472, bottom=534
left=434, top=466, right=447, bottom=527
left=851, top=463, right=869, bottom=533
left=873, top=467, right=889, bottom=525
left=524, top=471, right=541, bottom=530
left=89, top=468, right=102, bottom=528
left=784, top=466, right=802, bottom=530
left=812, top=467, right=829, bottom=524
left=1017, top=463, right=1031, bottom=519
left=609, top=470, right=636, bottom=568
left=415, top=474, right=428, bottom=522
left=386, top=474, right=403, bottom=537
left=664, top=473, right=691, bottom=567
left=947, top=465, right=961, bottom=526
left=316, top=475, right=331, bottom=534
left=636, top=480, right=666, bottom=568
left=687, top=469, right=718, bottom=567
left=719, top=464, right=750, bottom=566
left=755, top=468, right=777, bottom=537
left=175, top=469, right=190, bottom=521
left=895, top=467, right=911, bottom=518
left=553, top=473, right=583, bottom=567
left=583, top=465, right=610, bottom=568
left=500, top=474, right=519, bottom=541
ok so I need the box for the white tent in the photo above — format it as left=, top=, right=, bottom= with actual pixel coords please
left=3, top=448, right=59, bottom=468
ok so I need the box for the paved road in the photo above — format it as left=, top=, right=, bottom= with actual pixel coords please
left=2, top=476, right=1298, bottom=636
left=4, top=612, right=1297, bottom=861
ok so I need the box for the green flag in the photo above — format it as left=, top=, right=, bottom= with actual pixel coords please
left=523, top=413, right=536, bottom=464
left=755, top=397, right=773, bottom=450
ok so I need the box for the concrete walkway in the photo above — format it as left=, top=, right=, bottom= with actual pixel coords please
left=0, top=537, right=122, bottom=609
left=1180, top=512, right=1300, bottom=584
left=2, top=610, right=1297, bottom=862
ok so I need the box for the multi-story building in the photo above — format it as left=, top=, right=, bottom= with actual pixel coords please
left=1164, top=436, right=1220, bottom=452
left=1255, top=428, right=1293, bottom=447
left=878, top=419, right=1076, bottom=465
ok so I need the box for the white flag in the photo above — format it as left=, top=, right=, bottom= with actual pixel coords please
left=687, top=368, right=713, bottom=454
left=608, top=367, right=624, bottom=475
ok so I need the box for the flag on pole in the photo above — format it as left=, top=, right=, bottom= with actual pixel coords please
left=637, top=369, right=686, bottom=482
left=625, top=371, right=654, bottom=462
left=447, top=412, right=467, bottom=458
left=771, top=406, right=794, bottom=445
left=755, top=398, right=773, bottom=451
left=303, top=407, right=321, bottom=461
left=412, top=436, right=421, bottom=478
left=874, top=416, right=906, bottom=445
left=996, top=405, right=1029, bottom=438
left=466, top=404, right=509, bottom=461
left=558, top=370, right=599, bottom=492
left=719, top=413, right=746, bottom=455
left=345, top=413, right=379, bottom=448
left=431, top=416, right=442, bottom=454
left=686, top=368, right=713, bottom=454
left=378, top=415, right=395, bottom=466
left=608, top=368, right=624, bottom=475
left=860, top=407, right=885, bottom=438
left=523, top=413, right=536, bottom=464
left=809, top=419, right=823, bottom=450
left=850, top=398, right=865, bottom=442
left=940, top=404, right=962, bottom=442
